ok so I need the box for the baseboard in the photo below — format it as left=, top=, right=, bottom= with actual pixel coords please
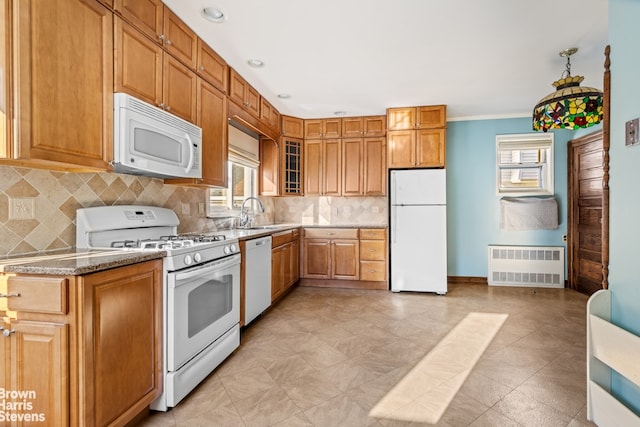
left=447, top=276, right=488, bottom=285
left=299, top=278, right=388, bottom=290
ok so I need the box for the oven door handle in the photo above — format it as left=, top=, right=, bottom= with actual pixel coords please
left=172, top=254, right=240, bottom=283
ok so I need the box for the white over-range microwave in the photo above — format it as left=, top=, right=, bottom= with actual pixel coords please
left=112, top=93, right=203, bottom=179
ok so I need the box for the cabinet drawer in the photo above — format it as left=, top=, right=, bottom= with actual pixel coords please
left=5, top=276, right=69, bottom=314
left=272, top=228, right=299, bottom=247
left=359, top=229, right=386, bottom=240
left=360, top=261, right=386, bottom=281
left=360, top=240, right=386, bottom=261
left=304, top=228, right=358, bottom=239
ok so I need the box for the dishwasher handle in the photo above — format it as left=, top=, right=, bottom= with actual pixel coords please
left=246, top=236, right=272, bottom=249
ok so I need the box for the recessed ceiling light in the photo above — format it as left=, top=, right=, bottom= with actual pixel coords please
left=278, top=93, right=291, bottom=99
left=247, top=59, right=264, bottom=68
left=334, top=111, right=347, bottom=116
left=201, top=7, right=226, bottom=23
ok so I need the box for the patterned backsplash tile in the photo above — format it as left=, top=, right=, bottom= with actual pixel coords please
left=0, top=165, right=388, bottom=256
left=0, top=165, right=217, bottom=255
left=273, top=196, right=388, bottom=225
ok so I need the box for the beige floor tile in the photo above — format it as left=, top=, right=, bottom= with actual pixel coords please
left=139, top=283, right=591, bottom=427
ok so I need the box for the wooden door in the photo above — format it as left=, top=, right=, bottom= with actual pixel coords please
left=260, top=138, right=279, bottom=196
left=14, top=0, right=113, bottom=169
left=363, top=116, right=386, bottom=136
left=363, top=137, right=386, bottom=195
left=416, top=105, right=446, bottom=128
left=416, top=128, right=446, bottom=167
left=196, top=39, right=228, bottom=92
left=9, top=320, right=69, bottom=427
left=387, top=130, right=415, bottom=168
left=304, top=119, right=323, bottom=139
left=281, top=138, right=303, bottom=195
left=197, top=79, right=227, bottom=186
left=282, top=116, right=303, bottom=138
left=114, top=17, right=163, bottom=106
left=387, top=107, right=416, bottom=130
left=271, top=245, right=284, bottom=300
left=163, top=53, right=197, bottom=122
left=342, top=117, right=364, bottom=137
left=332, top=240, right=359, bottom=280
left=80, top=260, right=162, bottom=426
left=303, top=239, right=331, bottom=278
left=568, top=131, right=605, bottom=295
left=114, top=0, right=163, bottom=43
left=323, top=139, right=342, bottom=195
left=342, top=138, right=363, bottom=195
left=304, top=140, right=322, bottom=195
left=163, top=6, right=197, bottom=69
left=322, top=119, right=342, bottom=138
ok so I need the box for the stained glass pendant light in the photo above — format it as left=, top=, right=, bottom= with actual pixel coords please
left=533, top=48, right=603, bottom=132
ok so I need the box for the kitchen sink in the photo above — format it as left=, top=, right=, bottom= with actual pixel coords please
left=248, top=225, right=281, bottom=230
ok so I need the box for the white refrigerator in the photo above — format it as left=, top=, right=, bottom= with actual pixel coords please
left=390, top=169, right=447, bottom=294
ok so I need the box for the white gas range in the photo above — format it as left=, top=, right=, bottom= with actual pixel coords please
left=76, top=205, right=241, bottom=411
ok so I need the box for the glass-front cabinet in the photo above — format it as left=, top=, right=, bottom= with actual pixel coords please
left=282, top=137, right=303, bottom=195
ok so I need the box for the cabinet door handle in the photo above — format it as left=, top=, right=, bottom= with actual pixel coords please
left=0, top=292, right=20, bottom=298
left=165, top=39, right=172, bottom=46
left=368, top=249, right=375, bottom=252
left=165, top=105, right=171, bottom=112
left=199, top=65, right=205, bottom=71
left=3, top=329, right=15, bottom=337
left=327, top=232, right=336, bottom=236
left=159, top=34, right=166, bottom=43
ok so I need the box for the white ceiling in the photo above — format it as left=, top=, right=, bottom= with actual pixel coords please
left=163, top=0, right=608, bottom=121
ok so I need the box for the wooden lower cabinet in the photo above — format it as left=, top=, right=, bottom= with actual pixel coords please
left=359, top=229, right=387, bottom=282
left=271, top=229, right=300, bottom=302
left=301, top=228, right=387, bottom=289
left=302, top=228, right=359, bottom=280
left=0, top=259, right=162, bottom=427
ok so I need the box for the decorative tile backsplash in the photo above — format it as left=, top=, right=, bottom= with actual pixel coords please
left=0, top=165, right=388, bottom=256
left=272, top=196, right=387, bottom=225
left=0, top=165, right=217, bottom=255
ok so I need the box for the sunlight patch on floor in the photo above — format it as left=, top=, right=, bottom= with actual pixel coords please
left=369, top=312, right=508, bottom=424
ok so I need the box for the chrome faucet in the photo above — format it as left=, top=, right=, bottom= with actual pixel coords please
left=239, top=197, right=265, bottom=228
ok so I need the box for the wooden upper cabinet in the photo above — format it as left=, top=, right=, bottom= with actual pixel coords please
left=342, top=116, right=386, bottom=137
left=163, top=54, right=198, bottom=123
left=416, top=128, right=446, bottom=167
left=260, top=138, right=279, bottom=196
left=260, top=97, right=281, bottom=134
left=388, top=105, right=445, bottom=130
left=7, top=0, right=113, bottom=170
left=363, top=137, right=386, bottom=195
left=282, top=116, right=304, bottom=138
left=163, top=6, right=197, bottom=69
left=115, top=17, right=163, bottom=106
left=387, top=105, right=446, bottom=168
left=323, top=139, right=342, bottom=196
left=364, top=116, right=387, bottom=136
left=304, top=140, right=322, bottom=196
left=114, top=0, right=164, bottom=43
left=196, top=39, right=228, bottom=92
left=342, top=117, right=364, bottom=137
left=304, top=118, right=342, bottom=139
left=342, top=138, right=363, bottom=196
left=229, top=68, right=260, bottom=117
left=167, top=78, right=227, bottom=187
left=115, top=17, right=196, bottom=123
left=305, top=138, right=347, bottom=197
left=387, top=130, right=415, bottom=168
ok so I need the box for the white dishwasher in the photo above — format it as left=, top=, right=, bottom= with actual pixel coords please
left=244, top=236, right=272, bottom=325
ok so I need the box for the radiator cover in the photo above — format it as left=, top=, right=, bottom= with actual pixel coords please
left=488, top=245, right=564, bottom=288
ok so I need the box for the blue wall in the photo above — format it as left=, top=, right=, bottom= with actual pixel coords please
left=609, top=0, right=640, bottom=412
left=446, top=117, right=574, bottom=277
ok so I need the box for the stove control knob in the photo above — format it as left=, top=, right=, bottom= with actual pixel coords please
left=230, top=244, right=238, bottom=253
left=223, top=246, right=231, bottom=255
left=184, top=254, right=193, bottom=265
left=194, top=252, right=202, bottom=263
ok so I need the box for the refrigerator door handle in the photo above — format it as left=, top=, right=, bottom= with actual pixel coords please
left=391, top=205, right=397, bottom=244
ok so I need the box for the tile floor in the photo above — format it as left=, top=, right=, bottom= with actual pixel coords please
left=138, top=283, right=596, bottom=427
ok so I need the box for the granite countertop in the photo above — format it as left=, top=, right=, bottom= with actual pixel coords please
left=0, top=249, right=165, bottom=276
left=216, top=223, right=387, bottom=241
